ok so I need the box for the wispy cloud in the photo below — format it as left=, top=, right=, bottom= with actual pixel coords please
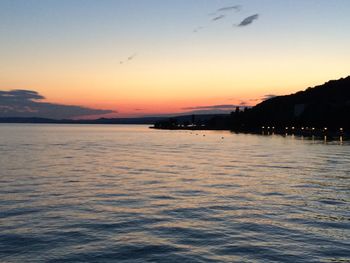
left=212, top=15, right=225, bottom=21
left=180, top=104, right=252, bottom=115
left=183, top=104, right=242, bottom=110
left=195, top=5, right=261, bottom=34
left=127, top=53, right=137, bottom=61
left=237, top=14, right=259, bottom=27
left=217, top=5, right=241, bottom=12
left=193, top=26, right=204, bottom=33
left=120, top=53, right=137, bottom=64
left=262, top=94, right=277, bottom=101
left=0, top=90, right=115, bottom=119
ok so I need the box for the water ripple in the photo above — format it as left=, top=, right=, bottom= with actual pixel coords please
left=0, top=124, right=349, bottom=262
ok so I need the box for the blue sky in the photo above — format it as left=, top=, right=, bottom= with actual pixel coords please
left=0, top=0, right=349, bottom=117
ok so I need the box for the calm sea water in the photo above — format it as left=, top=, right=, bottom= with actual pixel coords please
left=0, top=124, right=349, bottom=263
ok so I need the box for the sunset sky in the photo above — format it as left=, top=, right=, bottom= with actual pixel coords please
left=1, top=0, right=349, bottom=118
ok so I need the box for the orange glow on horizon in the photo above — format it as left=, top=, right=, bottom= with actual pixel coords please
left=1, top=1, right=350, bottom=119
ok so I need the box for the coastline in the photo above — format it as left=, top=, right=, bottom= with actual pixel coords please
left=150, top=126, right=348, bottom=141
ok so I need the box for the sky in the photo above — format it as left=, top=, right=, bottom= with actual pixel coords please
left=0, top=0, right=349, bottom=118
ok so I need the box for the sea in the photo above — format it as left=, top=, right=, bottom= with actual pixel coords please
left=0, top=124, right=349, bottom=263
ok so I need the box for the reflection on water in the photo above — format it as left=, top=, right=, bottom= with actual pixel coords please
left=0, top=124, right=349, bottom=262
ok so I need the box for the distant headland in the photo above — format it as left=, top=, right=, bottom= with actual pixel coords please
left=152, top=76, right=350, bottom=139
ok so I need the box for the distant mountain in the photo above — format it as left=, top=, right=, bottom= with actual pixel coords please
left=0, top=117, right=167, bottom=125
left=142, top=109, right=241, bottom=118
left=241, top=76, right=350, bottom=130
left=0, top=114, right=234, bottom=126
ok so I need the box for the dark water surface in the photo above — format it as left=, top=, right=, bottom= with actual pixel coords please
left=0, top=124, right=349, bottom=262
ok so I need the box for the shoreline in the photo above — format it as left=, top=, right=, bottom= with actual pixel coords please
left=150, top=126, right=348, bottom=141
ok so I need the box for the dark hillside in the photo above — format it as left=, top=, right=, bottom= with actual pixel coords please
left=154, top=76, right=350, bottom=132
left=238, top=76, right=350, bottom=130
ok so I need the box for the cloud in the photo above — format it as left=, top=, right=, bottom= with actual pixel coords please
left=127, top=53, right=137, bottom=61
left=0, top=89, right=115, bottom=119
left=182, top=104, right=243, bottom=110
left=262, top=94, right=277, bottom=101
left=212, top=15, right=225, bottom=21
left=193, top=26, right=204, bottom=33
left=238, top=14, right=259, bottom=27
left=120, top=53, right=137, bottom=64
left=217, top=5, right=241, bottom=12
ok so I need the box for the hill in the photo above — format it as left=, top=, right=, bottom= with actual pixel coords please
left=154, top=76, right=350, bottom=132
left=239, top=76, right=350, bottom=130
